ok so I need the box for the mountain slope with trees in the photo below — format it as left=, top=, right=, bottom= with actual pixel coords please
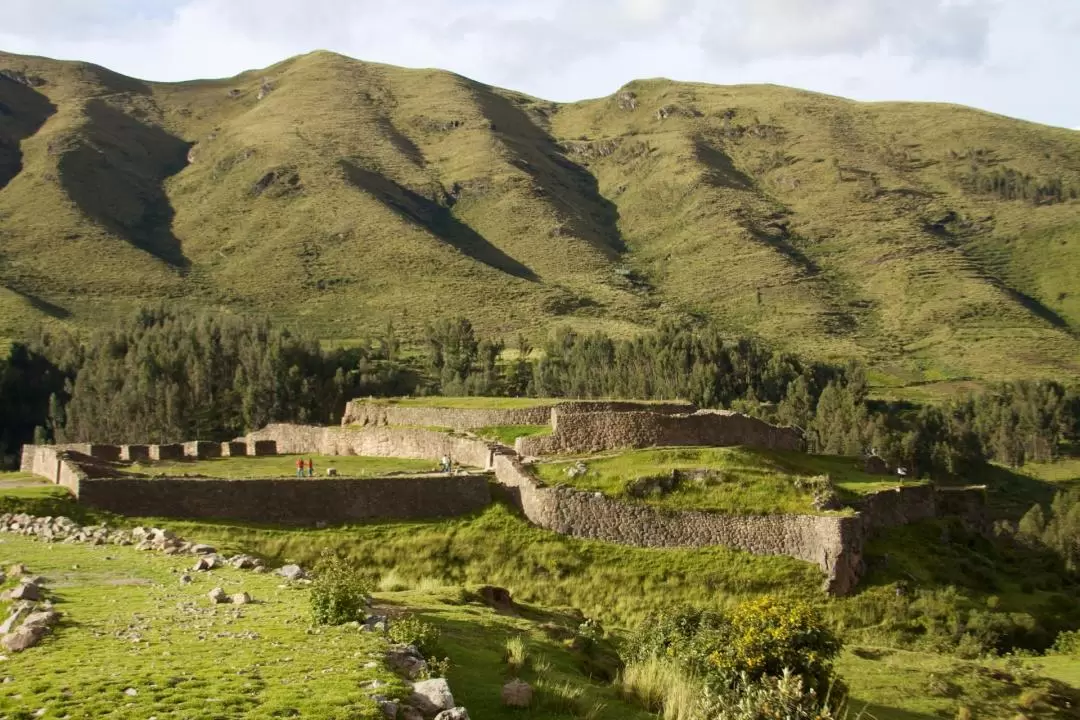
left=1, top=49, right=1079, bottom=385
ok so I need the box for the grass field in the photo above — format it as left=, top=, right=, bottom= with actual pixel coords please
left=532, top=447, right=912, bottom=515
left=127, top=454, right=439, bottom=479
left=1, top=475, right=1078, bottom=718
left=473, top=424, right=552, bottom=445
left=2, top=50, right=1079, bottom=386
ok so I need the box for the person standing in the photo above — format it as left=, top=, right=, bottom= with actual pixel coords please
left=307, top=458, right=315, bottom=478
left=295, top=458, right=305, bottom=478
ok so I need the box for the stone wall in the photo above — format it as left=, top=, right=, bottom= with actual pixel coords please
left=249, top=440, right=277, bottom=456
left=221, top=442, right=247, bottom=457
left=340, top=399, right=696, bottom=432
left=150, top=444, right=184, bottom=461
left=19, top=445, right=85, bottom=494
left=121, top=445, right=150, bottom=462
left=244, top=425, right=495, bottom=469
left=76, top=475, right=491, bottom=525
left=184, top=441, right=222, bottom=459
left=491, top=453, right=862, bottom=594
left=517, top=409, right=804, bottom=456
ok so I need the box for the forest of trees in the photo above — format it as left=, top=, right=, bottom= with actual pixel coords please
left=2, top=311, right=1078, bottom=478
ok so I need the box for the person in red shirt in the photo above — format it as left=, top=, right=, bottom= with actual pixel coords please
left=296, top=458, right=305, bottom=478
left=307, top=458, right=314, bottom=477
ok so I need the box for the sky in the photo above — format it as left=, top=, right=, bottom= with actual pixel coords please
left=1, top=0, right=1078, bottom=129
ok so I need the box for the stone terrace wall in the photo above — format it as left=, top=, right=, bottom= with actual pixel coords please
left=340, top=400, right=697, bottom=432
left=518, top=409, right=804, bottom=456
left=342, top=402, right=552, bottom=431
left=76, top=475, right=491, bottom=525
left=244, top=425, right=495, bottom=469
left=492, top=453, right=862, bottom=594
left=20, top=446, right=86, bottom=494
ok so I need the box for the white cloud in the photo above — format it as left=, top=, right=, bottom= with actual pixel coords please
left=0, top=0, right=1077, bottom=128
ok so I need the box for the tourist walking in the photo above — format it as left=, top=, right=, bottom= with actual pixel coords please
left=295, top=458, right=305, bottom=478
left=307, top=458, right=314, bottom=477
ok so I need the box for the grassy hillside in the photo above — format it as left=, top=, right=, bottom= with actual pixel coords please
left=2, top=50, right=1079, bottom=384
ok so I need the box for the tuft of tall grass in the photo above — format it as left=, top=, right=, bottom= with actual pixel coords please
left=504, top=635, right=530, bottom=674
left=377, top=568, right=411, bottom=592
left=618, top=657, right=702, bottom=720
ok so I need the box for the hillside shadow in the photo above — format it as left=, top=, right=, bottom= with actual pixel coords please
left=694, top=139, right=755, bottom=191
left=0, top=74, right=57, bottom=190
left=376, top=116, right=426, bottom=168
left=1, top=282, right=71, bottom=319
left=466, top=82, right=627, bottom=254
left=1002, top=285, right=1071, bottom=332
left=847, top=700, right=937, bottom=720
left=339, top=160, right=537, bottom=281
left=57, top=99, right=190, bottom=270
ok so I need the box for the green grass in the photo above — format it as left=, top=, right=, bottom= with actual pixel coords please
left=0, top=534, right=397, bottom=719
left=532, top=447, right=910, bottom=515
left=2, top=50, right=1080, bottom=386
left=127, top=454, right=439, bottom=479
left=473, top=424, right=552, bottom=445
left=839, top=647, right=1080, bottom=720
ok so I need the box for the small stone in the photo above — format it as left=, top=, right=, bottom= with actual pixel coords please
left=378, top=700, right=399, bottom=719
left=124, top=687, right=138, bottom=696
left=278, top=564, right=305, bottom=581
left=409, top=678, right=455, bottom=715
left=21, top=611, right=61, bottom=630
left=2, top=625, right=45, bottom=652
left=208, top=588, right=228, bottom=604
left=7, top=564, right=25, bottom=578
left=10, top=584, right=41, bottom=602
left=191, top=544, right=216, bottom=555
left=230, top=592, right=251, bottom=605
left=180, top=574, right=193, bottom=585
left=501, top=679, right=532, bottom=708
left=435, top=709, right=470, bottom=720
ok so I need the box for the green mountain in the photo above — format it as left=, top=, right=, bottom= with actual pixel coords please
left=2, top=49, right=1079, bottom=385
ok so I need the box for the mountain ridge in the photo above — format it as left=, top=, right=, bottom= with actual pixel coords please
left=1, top=48, right=1079, bottom=387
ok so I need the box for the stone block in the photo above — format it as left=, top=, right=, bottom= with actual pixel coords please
left=87, top=444, right=122, bottom=462
left=184, top=441, right=222, bottom=459
left=121, top=445, right=151, bottom=462
left=221, top=441, right=247, bottom=457
left=150, top=444, right=184, bottom=461
left=248, top=440, right=277, bottom=456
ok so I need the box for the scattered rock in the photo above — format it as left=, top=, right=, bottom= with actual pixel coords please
left=278, top=564, right=306, bottom=581
left=476, top=586, right=513, bottom=611
left=124, top=687, right=138, bottom=697
left=180, top=574, right=193, bottom=585
left=2, top=625, right=45, bottom=652
left=501, top=679, right=532, bottom=708
left=377, top=699, right=399, bottom=719
left=387, top=645, right=428, bottom=679
left=434, top=709, right=470, bottom=720
left=21, top=611, right=61, bottom=631
left=10, top=583, right=42, bottom=602
left=7, top=564, right=26, bottom=578
left=190, top=544, right=216, bottom=555
left=0, top=607, right=31, bottom=635
left=231, top=592, right=251, bottom=605
left=399, top=706, right=424, bottom=720
left=409, top=678, right=455, bottom=715
left=616, top=90, right=637, bottom=111
left=208, top=588, right=228, bottom=604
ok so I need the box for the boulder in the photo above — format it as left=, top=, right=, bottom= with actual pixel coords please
left=21, top=611, right=61, bottom=630
left=501, top=678, right=532, bottom=708
left=10, top=583, right=42, bottom=601
left=278, top=564, right=306, bottom=581
left=434, top=709, right=469, bottom=720
left=399, top=706, right=424, bottom=720
left=2, top=625, right=45, bottom=652
left=476, top=585, right=513, bottom=611
left=377, top=700, right=398, bottom=719
left=190, top=544, right=216, bottom=555
left=7, top=563, right=26, bottom=578
left=208, top=587, right=228, bottom=604
left=409, top=679, right=455, bottom=716
left=231, top=592, right=251, bottom=605
left=387, top=645, right=428, bottom=679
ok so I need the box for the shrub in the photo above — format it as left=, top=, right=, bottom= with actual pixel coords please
left=309, top=550, right=370, bottom=626
left=702, top=670, right=846, bottom=720
left=388, top=614, right=441, bottom=655
left=1051, top=629, right=1080, bottom=655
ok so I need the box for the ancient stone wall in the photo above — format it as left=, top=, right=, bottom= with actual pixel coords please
left=184, top=441, right=222, bottom=459
left=856, top=485, right=937, bottom=529
left=491, top=453, right=862, bottom=594
left=76, top=475, right=491, bottom=524
left=221, top=442, right=247, bottom=457
left=150, top=444, right=184, bottom=461
left=517, top=409, right=804, bottom=456
left=244, top=425, right=495, bottom=469
left=249, top=440, right=277, bottom=456
left=340, top=400, right=696, bottom=431
left=121, top=445, right=150, bottom=462
left=19, top=445, right=85, bottom=494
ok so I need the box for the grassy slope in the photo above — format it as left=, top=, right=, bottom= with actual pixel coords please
left=1, top=51, right=1079, bottom=384
left=533, top=446, right=911, bottom=515
left=2, top=477, right=1078, bottom=718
